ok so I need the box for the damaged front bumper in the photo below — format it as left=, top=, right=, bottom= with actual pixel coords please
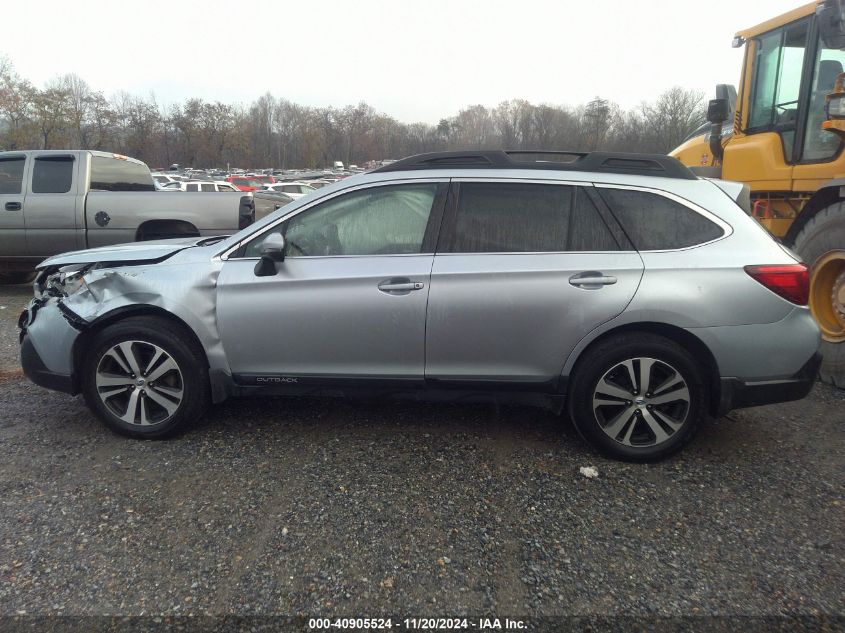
left=19, top=297, right=86, bottom=395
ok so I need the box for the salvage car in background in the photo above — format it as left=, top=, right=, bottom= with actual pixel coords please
left=182, top=181, right=240, bottom=192
left=264, top=182, right=316, bottom=199
left=18, top=151, right=820, bottom=461
left=225, top=176, right=265, bottom=192
left=0, top=151, right=254, bottom=283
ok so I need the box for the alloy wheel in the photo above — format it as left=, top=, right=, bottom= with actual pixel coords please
left=591, top=357, right=691, bottom=447
left=95, top=340, right=184, bottom=426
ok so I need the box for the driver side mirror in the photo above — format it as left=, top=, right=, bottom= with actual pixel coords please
left=254, top=231, right=285, bottom=277
left=818, top=0, right=845, bottom=49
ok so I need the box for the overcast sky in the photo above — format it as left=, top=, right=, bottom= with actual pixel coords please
left=3, top=0, right=805, bottom=123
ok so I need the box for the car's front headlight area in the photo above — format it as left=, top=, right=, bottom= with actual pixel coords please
left=43, top=266, right=90, bottom=299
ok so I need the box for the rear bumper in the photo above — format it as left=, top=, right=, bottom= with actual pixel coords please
left=716, top=351, right=821, bottom=416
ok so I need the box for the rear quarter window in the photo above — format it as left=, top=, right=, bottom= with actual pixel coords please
left=598, top=188, right=724, bottom=250
left=90, top=157, right=155, bottom=192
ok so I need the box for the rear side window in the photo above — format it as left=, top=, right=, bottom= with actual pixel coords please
left=201, top=183, right=215, bottom=192
left=599, top=188, right=724, bottom=250
left=443, top=182, right=618, bottom=253
left=186, top=183, right=199, bottom=192
left=32, top=156, right=74, bottom=193
left=90, top=157, right=155, bottom=191
left=0, top=157, right=25, bottom=194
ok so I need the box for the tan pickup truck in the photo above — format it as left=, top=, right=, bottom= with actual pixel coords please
left=0, top=150, right=254, bottom=283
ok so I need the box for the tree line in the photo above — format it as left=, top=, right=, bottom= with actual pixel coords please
left=1, top=56, right=707, bottom=169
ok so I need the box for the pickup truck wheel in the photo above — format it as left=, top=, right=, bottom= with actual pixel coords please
left=0, top=271, right=36, bottom=285
left=568, top=333, right=707, bottom=462
left=80, top=316, right=209, bottom=439
left=136, top=220, right=200, bottom=242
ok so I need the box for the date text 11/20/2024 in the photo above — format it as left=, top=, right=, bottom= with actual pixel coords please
left=308, top=618, right=527, bottom=630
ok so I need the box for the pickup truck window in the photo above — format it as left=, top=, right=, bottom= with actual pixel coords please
left=90, top=156, right=155, bottom=192
left=0, top=157, right=25, bottom=194
left=32, top=156, right=74, bottom=194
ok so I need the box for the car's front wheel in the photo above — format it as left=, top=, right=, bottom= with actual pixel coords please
left=568, top=333, right=707, bottom=461
left=81, top=316, right=209, bottom=439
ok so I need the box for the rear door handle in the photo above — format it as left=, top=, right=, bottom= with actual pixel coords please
left=4, top=202, right=22, bottom=211
left=569, top=271, right=618, bottom=289
left=378, top=278, right=425, bottom=293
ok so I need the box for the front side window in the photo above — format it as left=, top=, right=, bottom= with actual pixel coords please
left=442, top=182, right=618, bottom=253
left=90, top=157, right=155, bottom=191
left=243, top=183, right=438, bottom=257
left=748, top=20, right=809, bottom=146
left=599, top=188, right=724, bottom=250
left=0, top=157, right=26, bottom=194
left=32, top=156, right=74, bottom=194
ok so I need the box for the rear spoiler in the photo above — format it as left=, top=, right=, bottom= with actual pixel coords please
left=703, top=178, right=751, bottom=215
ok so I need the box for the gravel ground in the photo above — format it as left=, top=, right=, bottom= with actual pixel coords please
left=0, top=284, right=843, bottom=625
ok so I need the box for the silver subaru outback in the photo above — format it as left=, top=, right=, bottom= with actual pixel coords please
left=18, top=151, right=821, bottom=461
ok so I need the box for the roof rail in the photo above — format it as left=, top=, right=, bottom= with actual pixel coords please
left=371, top=150, right=697, bottom=180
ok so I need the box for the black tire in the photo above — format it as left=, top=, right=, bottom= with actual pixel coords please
left=0, top=271, right=36, bottom=285
left=567, top=333, right=707, bottom=462
left=80, top=316, right=209, bottom=439
left=792, top=202, right=845, bottom=388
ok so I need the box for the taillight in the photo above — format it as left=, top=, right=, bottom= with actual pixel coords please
left=744, top=264, right=809, bottom=305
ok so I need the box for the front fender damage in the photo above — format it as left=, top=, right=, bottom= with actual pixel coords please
left=28, top=260, right=232, bottom=402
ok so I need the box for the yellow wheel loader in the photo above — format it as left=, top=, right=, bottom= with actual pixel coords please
left=671, top=0, right=845, bottom=386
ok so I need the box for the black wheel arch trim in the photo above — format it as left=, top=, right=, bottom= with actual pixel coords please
left=563, top=321, right=721, bottom=416
left=70, top=305, right=219, bottom=399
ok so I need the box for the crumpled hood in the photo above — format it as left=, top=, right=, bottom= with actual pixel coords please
left=37, top=236, right=215, bottom=269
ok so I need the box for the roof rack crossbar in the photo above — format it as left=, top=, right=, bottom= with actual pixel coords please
left=371, top=150, right=697, bottom=180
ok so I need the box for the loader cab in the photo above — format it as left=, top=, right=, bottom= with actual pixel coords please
left=744, top=14, right=845, bottom=162
left=732, top=5, right=845, bottom=169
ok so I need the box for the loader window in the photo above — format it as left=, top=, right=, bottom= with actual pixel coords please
left=748, top=20, right=809, bottom=158
left=801, top=42, right=845, bottom=161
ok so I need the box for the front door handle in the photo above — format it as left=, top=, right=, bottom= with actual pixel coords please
left=378, top=278, right=425, bottom=294
left=4, top=202, right=22, bottom=211
left=569, top=271, right=618, bottom=289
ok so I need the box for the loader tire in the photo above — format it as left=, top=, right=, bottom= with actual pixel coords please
left=793, top=202, right=845, bottom=388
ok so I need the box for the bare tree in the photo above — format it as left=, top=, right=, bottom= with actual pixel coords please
left=0, top=58, right=717, bottom=169
left=641, top=87, right=706, bottom=153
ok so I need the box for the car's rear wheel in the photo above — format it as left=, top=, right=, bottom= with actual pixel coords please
left=568, top=333, right=707, bottom=461
left=80, top=316, right=209, bottom=439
